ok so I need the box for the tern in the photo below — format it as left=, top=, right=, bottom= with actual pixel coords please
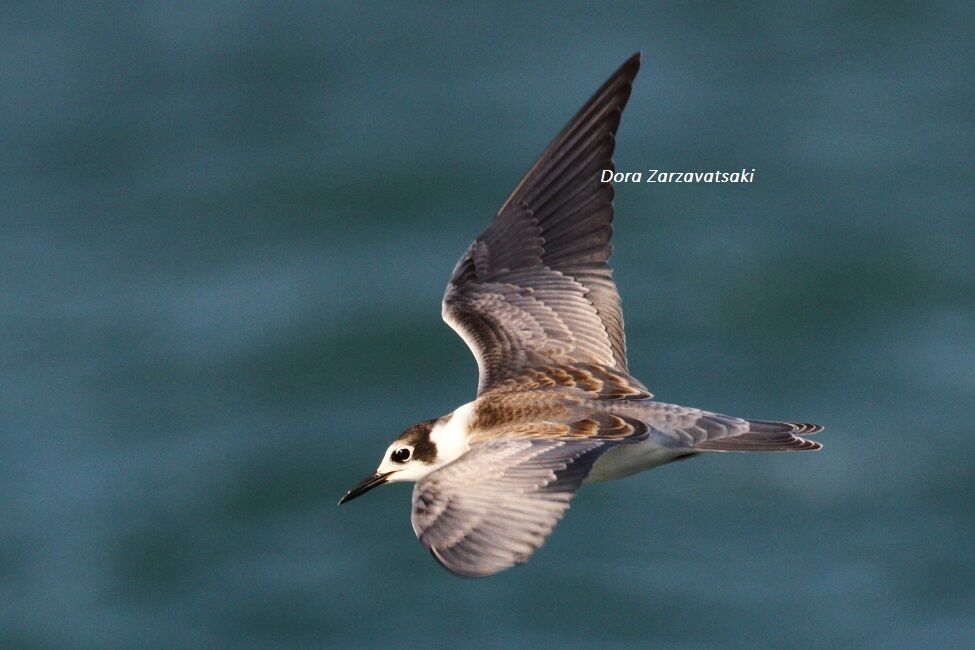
left=340, top=52, right=822, bottom=577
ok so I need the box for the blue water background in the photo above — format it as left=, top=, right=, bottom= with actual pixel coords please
left=2, top=3, right=973, bottom=647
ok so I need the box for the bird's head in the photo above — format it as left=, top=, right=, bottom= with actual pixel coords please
left=338, top=419, right=443, bottom=504
left=339, top=404, right=475, bottom=505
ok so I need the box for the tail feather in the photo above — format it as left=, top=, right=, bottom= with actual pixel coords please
left=696, top=420, right=823, bottom=452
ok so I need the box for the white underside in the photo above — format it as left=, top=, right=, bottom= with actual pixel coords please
left=585, top=439, right=687, bottom=483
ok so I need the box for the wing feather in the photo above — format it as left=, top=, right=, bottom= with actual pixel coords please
left=443, top=53, right=642, bottom=395
left=411, top=439, right=611, bottom=577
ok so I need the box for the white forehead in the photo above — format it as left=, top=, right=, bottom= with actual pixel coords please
left=377, top=442, right=430, bottom=481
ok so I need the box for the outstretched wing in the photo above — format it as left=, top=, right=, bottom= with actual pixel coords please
left=443, top=53, right=641, bottom=395
left=411, top=438, right=614, bottom=577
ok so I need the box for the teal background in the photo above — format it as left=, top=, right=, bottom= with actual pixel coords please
left=3, top=3, right=973, bottom=648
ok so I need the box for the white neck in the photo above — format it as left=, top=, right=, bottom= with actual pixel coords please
left=429, top=401, right=475, bottom=466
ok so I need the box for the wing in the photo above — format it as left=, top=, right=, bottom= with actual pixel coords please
left=443, top=53, right=641, bottom=395
left=411, top=438, right=614, bottom=577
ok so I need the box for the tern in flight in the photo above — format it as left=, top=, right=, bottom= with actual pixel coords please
left=340, top=52, right=822, bottom=577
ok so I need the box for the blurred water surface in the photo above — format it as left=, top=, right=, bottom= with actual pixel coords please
left=2, top=2, right=973, bottom=648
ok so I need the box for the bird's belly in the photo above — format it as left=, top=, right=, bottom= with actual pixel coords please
left=585, top=440, right=685, bottom=483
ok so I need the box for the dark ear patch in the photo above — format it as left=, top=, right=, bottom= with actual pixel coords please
left=413, top=435, right=437, bottom=464
left=399, top=420, right=437, bottom=464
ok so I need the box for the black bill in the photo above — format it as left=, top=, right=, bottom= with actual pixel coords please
left=338, top=471, right=391, bottom=505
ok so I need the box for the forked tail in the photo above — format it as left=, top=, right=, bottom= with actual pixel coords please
left=695, top=419, right=823, bottom=451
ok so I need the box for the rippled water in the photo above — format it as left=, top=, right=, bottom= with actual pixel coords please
left=2, top=3, right=973, bottom=647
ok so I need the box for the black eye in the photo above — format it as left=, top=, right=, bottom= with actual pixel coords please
left=391, top=448, right=411, bottom=463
